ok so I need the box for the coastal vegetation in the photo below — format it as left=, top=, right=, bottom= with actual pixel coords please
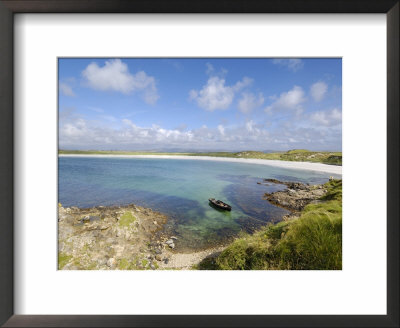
left=59, top=149, right=342, bottom=165
left=58, top=179, right=342, bottom=270
left=198, top=179, right=342, bottom=270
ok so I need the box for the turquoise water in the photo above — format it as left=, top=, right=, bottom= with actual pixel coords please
left=58, top=156, right=340, bottom=250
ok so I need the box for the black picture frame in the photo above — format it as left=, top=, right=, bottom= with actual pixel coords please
left=0, top=1, right=398, bottom=327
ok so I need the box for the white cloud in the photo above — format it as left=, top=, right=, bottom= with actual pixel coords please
left=265, top=86, right=306, bottom=114
left=59, top=110, right=273, bottom=151
left=81, top=59, right=159, bottom=104
left=59, top=82, right=75, bottom=97
left=310, top=108, right=342, bottom=126
left=232, top=77, right=253, bottom=91
left=189, top=76, right=252, bottom=111
left=272, top=59, right=304, bottom=72
left=237, top=92, right=264, bottom=114
left=310, top=81, right=328, bottom=102
left=59, top=108, right=341, bottom=152
left=61, top=118, right=87, bottom=138
left=245, top=120, right=255, bottom=132
left=205, top=63, right=214, bottom=75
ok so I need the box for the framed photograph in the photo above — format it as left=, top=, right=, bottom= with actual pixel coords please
left=0, top=1, right=398, bottom=327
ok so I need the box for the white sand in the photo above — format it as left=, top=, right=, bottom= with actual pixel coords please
left=159, top=246, right=226, bottom=270
left=59, top=154, right=342, bottom=175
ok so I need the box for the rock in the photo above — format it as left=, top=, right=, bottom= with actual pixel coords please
left=153, top=221, right=158, bottom=225
left=98, top=258, right=107, bottom=266
left=168, top=243, right=175, bottom=249
left=170, top=236, right=178, bottom=240
left=106, top=258, right=116, bottom=268
left=155, top=255, right=162, bottom=261
left=264, top=181, right=327, bottom=212
left=165, top=239, right=174, bottom=245
left=163, top=258, right=169, bottom=264
left=155, top=248, right=162, bottom=254
left=82, top=215, right=90, bottom=223
left=149, top=263, right=156, bottom=270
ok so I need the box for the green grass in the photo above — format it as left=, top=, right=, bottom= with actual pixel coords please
left=58, top=252, right=73, bottom=269
left=188, top=149, right=342, bottom=165
left=119, top=211, right=136, bottom=227
left=200, top=179, right=342, bottom=270
left=286, top=149, right=310, bottom=153
left=59, top=149, right=342, bottom=166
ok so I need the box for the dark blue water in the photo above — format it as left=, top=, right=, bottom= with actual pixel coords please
left=59, top=156, right=340, bottom=250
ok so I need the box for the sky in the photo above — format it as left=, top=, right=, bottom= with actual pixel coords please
left=58, top=58, right=342, bottom=152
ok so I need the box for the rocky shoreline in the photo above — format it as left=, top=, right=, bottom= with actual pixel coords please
left=58, top=179, right=329, bottom=270
left=260, top=178, right=328, bottom=220
left=58, top=203, right=225, bottom=270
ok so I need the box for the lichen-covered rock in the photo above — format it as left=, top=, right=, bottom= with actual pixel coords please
left=58, top=204, right=169, bottom=270
left=263, top=179, right=327, bottom=212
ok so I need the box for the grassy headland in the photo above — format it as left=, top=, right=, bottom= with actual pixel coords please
left=59, top=149, right=342, bottom=166
left=198, top=179, right=342, bottom=270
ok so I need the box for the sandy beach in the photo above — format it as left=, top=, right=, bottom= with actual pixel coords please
left=59, top=154, right=342, bottom=175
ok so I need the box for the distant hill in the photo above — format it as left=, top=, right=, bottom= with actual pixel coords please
left=188, top=149, right=342, bottom=165
left=59, top=149, right=342, bottom=166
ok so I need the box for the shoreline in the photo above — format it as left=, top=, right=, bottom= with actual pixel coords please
left=58, top=202, right=228, bottom=270
left=58, top=178, right=340, bottom=270
left=59, top=154, right=342, bottom=175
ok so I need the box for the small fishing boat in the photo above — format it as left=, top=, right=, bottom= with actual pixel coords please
left=208, top=198, right=232, bottom=211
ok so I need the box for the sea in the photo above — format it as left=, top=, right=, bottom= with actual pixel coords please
left=58, top=156, right=341, bottom=250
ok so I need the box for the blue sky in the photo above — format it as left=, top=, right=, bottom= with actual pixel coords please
left=59, top=58, right=342, bottom=151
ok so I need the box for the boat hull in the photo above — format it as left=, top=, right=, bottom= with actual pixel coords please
left=208, top=199, right=232, bottom=211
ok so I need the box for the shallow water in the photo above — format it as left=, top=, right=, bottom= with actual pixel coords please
left=58, top=157, right=341, bottom=250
